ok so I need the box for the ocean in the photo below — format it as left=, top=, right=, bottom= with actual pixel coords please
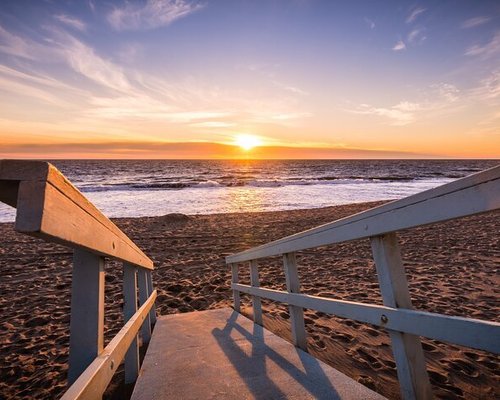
left=0, top=159, right=497, bottom=222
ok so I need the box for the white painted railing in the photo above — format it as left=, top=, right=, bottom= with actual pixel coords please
left=0, top=160, right=157, bottom=400
left=226, top=165, right=500, bottom=400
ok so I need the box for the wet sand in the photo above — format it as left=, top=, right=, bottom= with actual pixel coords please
left=0, top=201, right=499, bottom=399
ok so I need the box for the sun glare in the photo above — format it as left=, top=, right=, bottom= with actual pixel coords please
left=235, top=134, right=262, bottom=151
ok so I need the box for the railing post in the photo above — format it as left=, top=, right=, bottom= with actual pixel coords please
left=231, top=263, right=241, bottom=313
left=249, top=260, right=263, bottom=325
left=68, top=249, right=105, bottom=385
left=146, top=270, right=157, bottom=324
left=137, top=269, right=152, bottom=344
left=283, top=252, right=307, bottom=351
left=371, top=233, right=432, bottom=400
left=123, top=263, right=139, bottom=384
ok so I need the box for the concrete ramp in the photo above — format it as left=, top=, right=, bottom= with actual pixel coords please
left=131, top=308, right=386, bottom=400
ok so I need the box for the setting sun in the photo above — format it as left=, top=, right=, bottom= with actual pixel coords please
left=234, top=134, right=262, bottom=151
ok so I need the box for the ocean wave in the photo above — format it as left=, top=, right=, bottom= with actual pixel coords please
left=196, top=180, right=221, bottom=187
left=78, top=176, right=442, bottom=192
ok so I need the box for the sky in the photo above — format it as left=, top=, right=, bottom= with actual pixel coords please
left=0, top=0, right=499, bottom=159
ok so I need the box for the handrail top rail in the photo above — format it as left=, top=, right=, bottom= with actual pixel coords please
left=0, top=160, right=153, bottom=269
left=226, top=164, right=500, bottom=264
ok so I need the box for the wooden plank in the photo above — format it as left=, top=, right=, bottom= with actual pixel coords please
left=123, top=263, right=139, bottom=384
left=250, top=260, right=263, bottom=325
left=227, top=166, right=500, bottom=263
left=146, top=271, right=157, bottom=324
left=371, top=234, right=432, bottom=400
left=14, top=178, right=153, bottom=269
left=283, top=253, right=307, bottom=350
left=61, top=291, right=157, bottom=400
left=137, top=269, right=152, bottom=344
left=0, top=159, right=53, bottom=181
left=0, top=160, right=153, bottom=269
left=68, top=250, right=105, bottom=384
left=232, top=284, right=500, bottom=354
left=231, top=263, right=241, bottom=313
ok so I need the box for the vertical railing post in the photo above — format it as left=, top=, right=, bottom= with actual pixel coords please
left=146, top=270, right=157, bottom=325
left=371, top=233, right=432, bottom=400
left=68, top=249, right=105, bottom=385
left=123, top=263, right=139, bottom=384
left=137, top=268, right=152, bottom=344
left=231, top=263, right=241, bottom=313
left=283, top=252, right=307, bottom=351
left=249, top=260, right=263, bottom=325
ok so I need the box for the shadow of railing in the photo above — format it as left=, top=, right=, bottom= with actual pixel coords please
left=212, top=311, right=341, bottom=400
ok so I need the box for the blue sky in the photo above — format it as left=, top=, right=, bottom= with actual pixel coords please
left=0, top=0, right=498, bottom=158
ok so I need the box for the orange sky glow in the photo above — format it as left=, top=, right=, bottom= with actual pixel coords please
left=0, top=1, right=499, bottom=159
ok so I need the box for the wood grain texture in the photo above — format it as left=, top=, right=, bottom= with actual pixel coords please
left=283, top=253, right=307, bottom=351
left=68, top=250, right=105, bottom=385
left=249, top=260, right=263, bottom=325
left=138, top=269, right=152, bottom=344
left=232, top=283, right=500, bottom=354
left=123, top=263, right=139, bottom=384
left=371, top=234, right=432, bottom=400
left=0, top=160, right=153, bottom=269
left=61, top=291, right=157, bottom=400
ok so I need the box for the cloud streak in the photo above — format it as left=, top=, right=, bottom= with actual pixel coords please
left=352, top=102, right=420, bottom=126
left=392, top=40, right=406, bottom=51
left=0, top=24, right=52, bottom=60
left=406, top=7, right=426, bottom=24
left=52, top=31, right=132, bottom=92
left=465, top=31, right=500, bottom=58
left=55, top=14, right=87, bottom=31
left=461, top=16, right=490, bottom=29
left=108, top=0, right=203, bottom=31
left=408, top=28, right=426, bottom=44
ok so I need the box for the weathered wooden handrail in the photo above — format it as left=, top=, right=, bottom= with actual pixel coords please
left=227, top=165, right=500, bottom=400
left=0, top=160, right=152, bottom=269
left=61, top=290, right=157, bottom=400
left=0, top=160, right=156, bottom=399
left=226, top=165, right=500, bottom=264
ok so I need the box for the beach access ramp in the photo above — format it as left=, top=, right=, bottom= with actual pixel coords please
left=131, top=308, right=384, bottom=399
left=1, top=160, right=499, bottom=400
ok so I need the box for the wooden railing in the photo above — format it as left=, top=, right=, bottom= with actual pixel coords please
left=0, top=160, right=157, bottom=400
left=226, top=165, right=500, bottom=400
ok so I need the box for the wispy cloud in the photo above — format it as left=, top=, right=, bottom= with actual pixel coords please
left=0, top=75, right=69, bottom=107
left=348, top=83, right=464, bottom=126
left=283, top=85, right=308, bottom=96
left=406, top=7, right=426, bottom=24
left=0, top=22, right=311, bottom=135
left=431, top=83, right=460, bottom=103
left=392, top=40, right=406, bottom=51
left=0, top=24, right=50, bottom=60
left=461, top=16, right=491, bottom=29
left=470, top=70, right=500, bottom=100
left=408, top=28, right=426, bottom=44
left=352, top=101, right=420, bottom=126
left=190, top=121, right=235, bottom=128
left=364, top=18, right=375, bottom=29
left=0, top=64, right=84, bottom=94
left=52, top=31, right=131, bottom=92
left=465, top=31, right=500, bottom=58
left=108, top=0, right=203, bottom=31
left=55, top=14, right=87, bottom=31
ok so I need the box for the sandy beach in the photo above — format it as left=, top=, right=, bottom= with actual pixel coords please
left=0, top=201, right=498, bottom=399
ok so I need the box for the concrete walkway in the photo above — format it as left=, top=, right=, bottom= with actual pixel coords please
left=131, top=308, right=386, bottom=400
